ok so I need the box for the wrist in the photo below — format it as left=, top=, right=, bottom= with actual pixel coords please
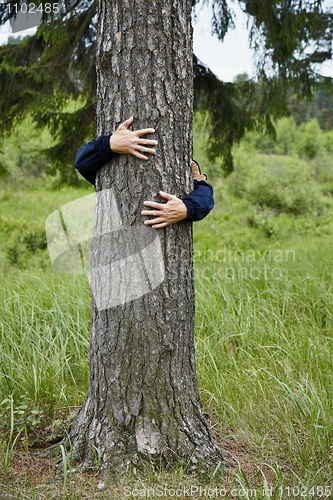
left=181, top=199, right=193, bottom=221
left=101, top=134, right=114, bottom=160
left=181, top=201, right=188, bottom=220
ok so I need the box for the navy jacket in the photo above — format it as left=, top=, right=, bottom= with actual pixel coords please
left=74, top=135, right=214, bottom=222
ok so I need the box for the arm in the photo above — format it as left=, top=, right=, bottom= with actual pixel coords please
left=183, top=160, right=214, bottom=221
left=74, top=117, right=157, bottom=186
left=74, top=135, right=113, bottom=186
left=182, top=180, right=214, bottom=222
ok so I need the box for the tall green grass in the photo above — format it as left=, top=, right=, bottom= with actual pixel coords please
left=1, top=237, right=332, bottom=483
left=0, top=271, right=91, bottom=417
left=195, top=237, right=333, bottom=482
left=1, top=162, right=333, bottom=486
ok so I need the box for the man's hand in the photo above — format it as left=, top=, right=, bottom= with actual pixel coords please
left=141, top=191, right=188, bottom=228
left=110, top=117, right=157, bottom=160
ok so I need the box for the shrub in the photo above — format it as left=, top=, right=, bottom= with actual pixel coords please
left=247, top=206, right=276, bottom=237
left=274, top=117, right=297, bottom=155
left=313, top=153, right=333, bottom=195
left=296, top=118, right=323, bottom=159
left=322, top=129, right=333, bottom=154
left=5, top=222, right=47, bottom=268
left=230, top=150, right=322, bottom=215
left=242, top=117, right=297, bottom=156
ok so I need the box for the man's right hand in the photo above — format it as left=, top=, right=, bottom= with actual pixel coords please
left=110, top=117, right=157, bottom=160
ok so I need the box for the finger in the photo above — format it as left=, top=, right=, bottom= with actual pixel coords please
left=120, top=116, right=134, bottom=129
left=144, top=217, right=164, bottom=225
left=143, top=201, right=164, bottom=209
left=141, top=210, right=162, bottom=216
left=132, top=150, right=149, bottom=161
left=136, top=146, right=156, bottom=154
left=138, top=139, right=158, bottom=146
left=159, top=191, right=174, bottom=200
left=152, top=222, right=168, bottom=229
left=135, top=128, right=155, bottom=136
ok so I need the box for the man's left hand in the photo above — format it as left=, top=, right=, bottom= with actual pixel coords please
left=141, top=191, right=188, bottom=228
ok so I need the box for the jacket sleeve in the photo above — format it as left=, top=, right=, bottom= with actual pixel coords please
left=74, top=134, right=115, bottom=186
left=182, top=179, right=214, bottom=222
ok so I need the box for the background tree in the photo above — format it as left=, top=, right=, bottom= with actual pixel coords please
left=0, top=0, right=332, bottom=182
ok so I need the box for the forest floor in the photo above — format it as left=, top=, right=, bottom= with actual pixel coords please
left=0, top=408, right=280, bottom=500
left=0, top=415, right=276, bottom=500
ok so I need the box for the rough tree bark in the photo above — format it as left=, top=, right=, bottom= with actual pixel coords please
left=57, top=0, right=227, bottom=476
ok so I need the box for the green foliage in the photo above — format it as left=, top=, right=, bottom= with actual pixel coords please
left=246, top=206, right=276, bottom=237
left=243, top=117, right=297, bottom=155
left=289, top=88, right=333, bottom=131
left=193, top=112, right=226, bottom=180
left=322, top=129, right=333, bottom=153
left=274, top=117, right=298, bottom=155
left=194, top=57, right=281, bottom=174
left=0, top=103, right=91, bottom=185
left=0, top=397, right=46, bottom=432
left=230, top=147, right=323, bottom=214
left=193, top=1, right=333, bottom=172
left=0, top=215, right=47, bottom=268
left=0, top=114, right=54, bottom=178
left=243, top=115, right=333, bottom=161
left=0, top=5, right=97, bottom=185
left=296, top=118, right=323, bottom=159
left=5, top=226, right=47, bottom=268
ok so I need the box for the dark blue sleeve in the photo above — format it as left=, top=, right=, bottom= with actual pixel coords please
left=182, top=180, right=214, bottom=222
left=74, top=134, right=115, bottom=186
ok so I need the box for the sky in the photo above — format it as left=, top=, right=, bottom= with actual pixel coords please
left=193, top=1, right=255, bottom=81
left=0, top=0, right=333, bottom=82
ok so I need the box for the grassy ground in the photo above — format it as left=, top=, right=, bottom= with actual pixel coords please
left=1, top=157, right=333, bottom=498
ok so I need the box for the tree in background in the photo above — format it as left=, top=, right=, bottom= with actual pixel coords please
left=289, top=87, right=333, bottom=130
left=0, top=0, right=332, bottom=182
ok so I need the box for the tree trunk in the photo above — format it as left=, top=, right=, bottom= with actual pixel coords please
left=62, top=0, right=226, bottom=476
